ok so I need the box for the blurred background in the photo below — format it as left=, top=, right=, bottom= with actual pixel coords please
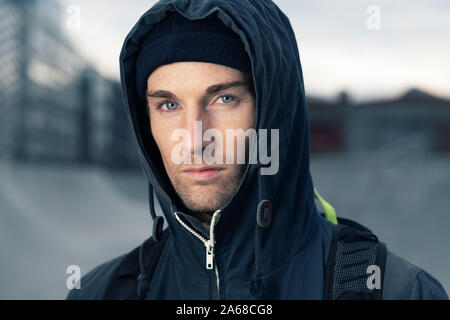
left=0, top=0, right=449, bottom=299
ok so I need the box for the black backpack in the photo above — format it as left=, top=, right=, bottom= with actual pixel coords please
left=102, top=216, right=387, bottom=300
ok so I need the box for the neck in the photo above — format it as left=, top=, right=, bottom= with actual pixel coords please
left=184, top=208, right=214, bottom=224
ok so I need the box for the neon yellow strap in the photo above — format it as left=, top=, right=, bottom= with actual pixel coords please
left=314, top=188, right=338, bottom=225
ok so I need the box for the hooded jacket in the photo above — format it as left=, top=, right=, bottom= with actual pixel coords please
left=67, top=0, right=448, bottom=300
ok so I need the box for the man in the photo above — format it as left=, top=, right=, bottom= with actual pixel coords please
left=67, top=0, right=448, bottom=299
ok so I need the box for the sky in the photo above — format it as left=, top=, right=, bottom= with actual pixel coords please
left=57, top=0, right=450, bottom=102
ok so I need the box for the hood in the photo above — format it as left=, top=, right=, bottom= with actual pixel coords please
left=119, top=0, right=333, bottom=299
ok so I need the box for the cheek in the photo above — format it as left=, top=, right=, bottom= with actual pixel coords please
left=213, top=105, right=256, bottom=160
left=213, top=103, right=256, bottom=130
left=240, top=102, right=256, bottom=129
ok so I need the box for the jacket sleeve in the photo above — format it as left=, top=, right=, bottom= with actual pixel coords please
left=383, top=251, right=448, bottom=300
left=407, top=269, right=449, bottom=300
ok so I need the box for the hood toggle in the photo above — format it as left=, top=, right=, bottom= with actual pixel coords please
left=250, top=167, right=272, bottom=297
left=256, top=200, right=272, bottom=228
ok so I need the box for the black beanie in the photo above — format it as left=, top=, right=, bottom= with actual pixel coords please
left=135, top=11, right=252, bottom=101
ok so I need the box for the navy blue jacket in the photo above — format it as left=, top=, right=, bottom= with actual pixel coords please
left=67, top=0, right=448, bottom=300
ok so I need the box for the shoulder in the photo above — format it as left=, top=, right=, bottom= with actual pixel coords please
left=383, top=250, right=448, bottom=300
left=65, top=253, right=128, bottom=300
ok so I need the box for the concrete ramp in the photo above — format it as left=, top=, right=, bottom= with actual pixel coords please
left=0, top=161, right=152, bottom=299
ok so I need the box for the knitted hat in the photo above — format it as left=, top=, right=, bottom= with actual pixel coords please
left=135, top=11, right=252, bottom=101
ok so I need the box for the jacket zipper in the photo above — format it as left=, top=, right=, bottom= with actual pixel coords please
left=174, top=210, right=221, bottom=296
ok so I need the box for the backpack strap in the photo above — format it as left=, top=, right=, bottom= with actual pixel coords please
left=324, top=217, right=387, bottom=300
left=103, top=228, right=169, bottom=300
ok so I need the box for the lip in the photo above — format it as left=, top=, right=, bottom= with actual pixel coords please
left=182, top=166, right=225, bottom=182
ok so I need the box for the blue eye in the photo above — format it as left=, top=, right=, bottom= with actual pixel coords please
left=160, top=102, right=179, bottom=111
left=221, top=95, right=234, bottom=103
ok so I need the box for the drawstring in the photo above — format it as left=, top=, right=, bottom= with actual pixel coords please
left=148, top=182, right=157, bottom=221
left=137, top=244, right=150, bottom=299
left=250, top=166, right=272, bottom=297
left=148, top=183, right=165, bottom=242
left=137, top=183, right=166, bottom=299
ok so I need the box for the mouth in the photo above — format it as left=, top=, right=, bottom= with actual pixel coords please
left=182, top=166, right=225, bottom=182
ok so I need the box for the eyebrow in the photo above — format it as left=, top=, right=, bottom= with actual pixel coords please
left=146, top=81, right=250, bottom=99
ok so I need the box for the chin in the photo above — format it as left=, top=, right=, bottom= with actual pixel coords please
left=171, top=174, right=241, bottom=213
left=181, top=189, right=227, bottom=213
left=184, top=196, right=222, bottom=212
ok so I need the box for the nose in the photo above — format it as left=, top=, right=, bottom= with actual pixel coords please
left=183, top=107, right=214, bottom=162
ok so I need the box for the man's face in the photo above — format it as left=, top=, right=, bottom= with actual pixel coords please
left=146, top=62, right=256, bottom=214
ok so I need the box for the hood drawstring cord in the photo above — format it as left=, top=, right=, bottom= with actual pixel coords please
left=137, top=243, right=149, bottom=299
left=250, top=167, right=272, bottom=298
left=148, top=183, right=165, bottom=242
left=137, top=183, right=166, bottom=299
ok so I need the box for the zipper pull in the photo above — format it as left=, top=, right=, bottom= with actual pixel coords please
left=206, top=240, right=214, bottom=270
